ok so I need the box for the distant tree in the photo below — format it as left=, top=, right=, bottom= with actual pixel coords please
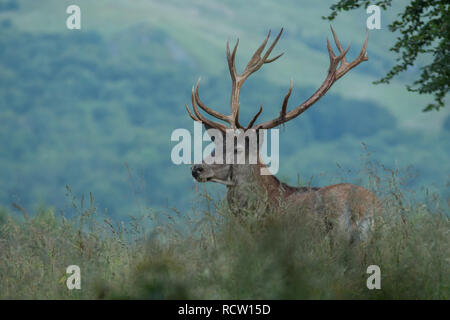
left=324, top=0, right=449, bottom=111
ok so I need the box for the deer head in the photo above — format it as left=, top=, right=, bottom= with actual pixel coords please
left=186, top=27, right=369, bottom=189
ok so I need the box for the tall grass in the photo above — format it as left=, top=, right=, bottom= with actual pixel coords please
left=0, top=167, right=448, bottom=299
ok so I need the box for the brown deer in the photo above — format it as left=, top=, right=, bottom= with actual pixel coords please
left=185, top=27, right=380, bottom=241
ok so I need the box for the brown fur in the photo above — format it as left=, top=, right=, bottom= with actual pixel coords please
left=226, top=161, right=381, bottom=241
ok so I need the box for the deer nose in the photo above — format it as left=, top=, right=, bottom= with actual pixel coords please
left=192, top=165, right=203, bottom=178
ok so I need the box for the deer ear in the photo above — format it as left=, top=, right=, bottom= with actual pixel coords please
left=204, top=123, right=215, bottom=141
left=204, top=126, right=225, bottom=145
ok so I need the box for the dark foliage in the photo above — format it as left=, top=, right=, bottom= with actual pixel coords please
left=325, top=0, right=449, bottom=111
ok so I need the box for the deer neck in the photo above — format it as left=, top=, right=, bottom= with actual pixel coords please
left=226, top=161, right=283, bottom=213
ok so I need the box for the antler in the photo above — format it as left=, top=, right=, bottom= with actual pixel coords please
left=185, top=27, right=368, bottom=132
left=227, top=29, right=284, bottom=129
left=185, top=82, right=228, bottom=132
left=253, top=26, right=368, bottom=130
left=186, top=29, right=284, bottom=130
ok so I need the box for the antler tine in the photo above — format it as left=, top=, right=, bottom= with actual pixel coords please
left=185, top=104, right=199, bottom=121
left=336, top=29, right=368, bottom=80
left=247, top=30, right=271, bottom=69
left=242, top=28, right=284, bottom=78
left=326, top=37, right=336, bottom=64
left=280, top=79, right=293, bottom=119
left=327, top=35, right=351, bottom=72
left=265, top=52, right=284, bottom=64
left=247, top=105, right=263, bottom=129
left=185, top=84, right=201, bottom=122
left=361, top=29, right=369, bottom=56
left=190, top=85, right=227, bottom=131
left=253, top=27, right=368, bottom=130
left=246, top=77, right=291, bottom=130
left=262, top=28, right=284, bottom=62
left=330, top=26, right=347, bottom=64
left=194, top=79, right=229, bottom=123
left=227, top=38, right=239, bottom=81
left=234, top=108, right=245, bottom=130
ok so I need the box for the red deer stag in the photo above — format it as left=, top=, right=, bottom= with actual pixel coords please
left=185, top=27, right=379, bottom=241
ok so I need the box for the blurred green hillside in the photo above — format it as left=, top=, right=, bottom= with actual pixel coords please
left=0, top=0, right=448, bottom=217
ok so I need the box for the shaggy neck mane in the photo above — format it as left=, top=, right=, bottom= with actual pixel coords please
left=228, top=161, right=319, bottom=205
